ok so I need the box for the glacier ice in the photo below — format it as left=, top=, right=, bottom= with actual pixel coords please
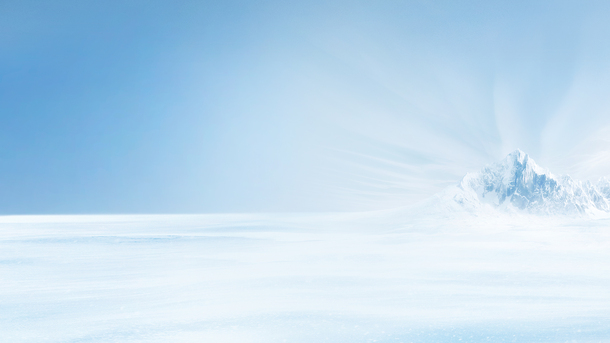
left=450, top=149, right=610, bottom=216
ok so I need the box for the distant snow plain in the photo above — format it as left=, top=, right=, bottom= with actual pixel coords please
left=2, top=210, right=610, bottom=342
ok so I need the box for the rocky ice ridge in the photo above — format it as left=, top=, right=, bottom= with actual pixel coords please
left=450, top=149, right=610, bottom=216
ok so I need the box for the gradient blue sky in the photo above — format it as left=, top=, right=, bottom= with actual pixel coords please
left=2, top=0, right=610, bottom=213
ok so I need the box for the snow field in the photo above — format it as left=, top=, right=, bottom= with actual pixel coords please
left=1, top=214, right=610, bottom=342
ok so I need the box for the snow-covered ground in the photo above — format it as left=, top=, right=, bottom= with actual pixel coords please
left=2, top=212, right=610, bottom=342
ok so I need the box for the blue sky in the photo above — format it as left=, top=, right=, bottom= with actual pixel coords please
left=2, top=0, right=610, bottom=213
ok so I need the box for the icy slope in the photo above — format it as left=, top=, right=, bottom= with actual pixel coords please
left=448, top=149, right=610, bottom=215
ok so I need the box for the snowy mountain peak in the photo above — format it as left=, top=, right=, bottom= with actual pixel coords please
left=451, top=150, right=610, bottom=216
left=506, top=148, right=527, bottom=164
